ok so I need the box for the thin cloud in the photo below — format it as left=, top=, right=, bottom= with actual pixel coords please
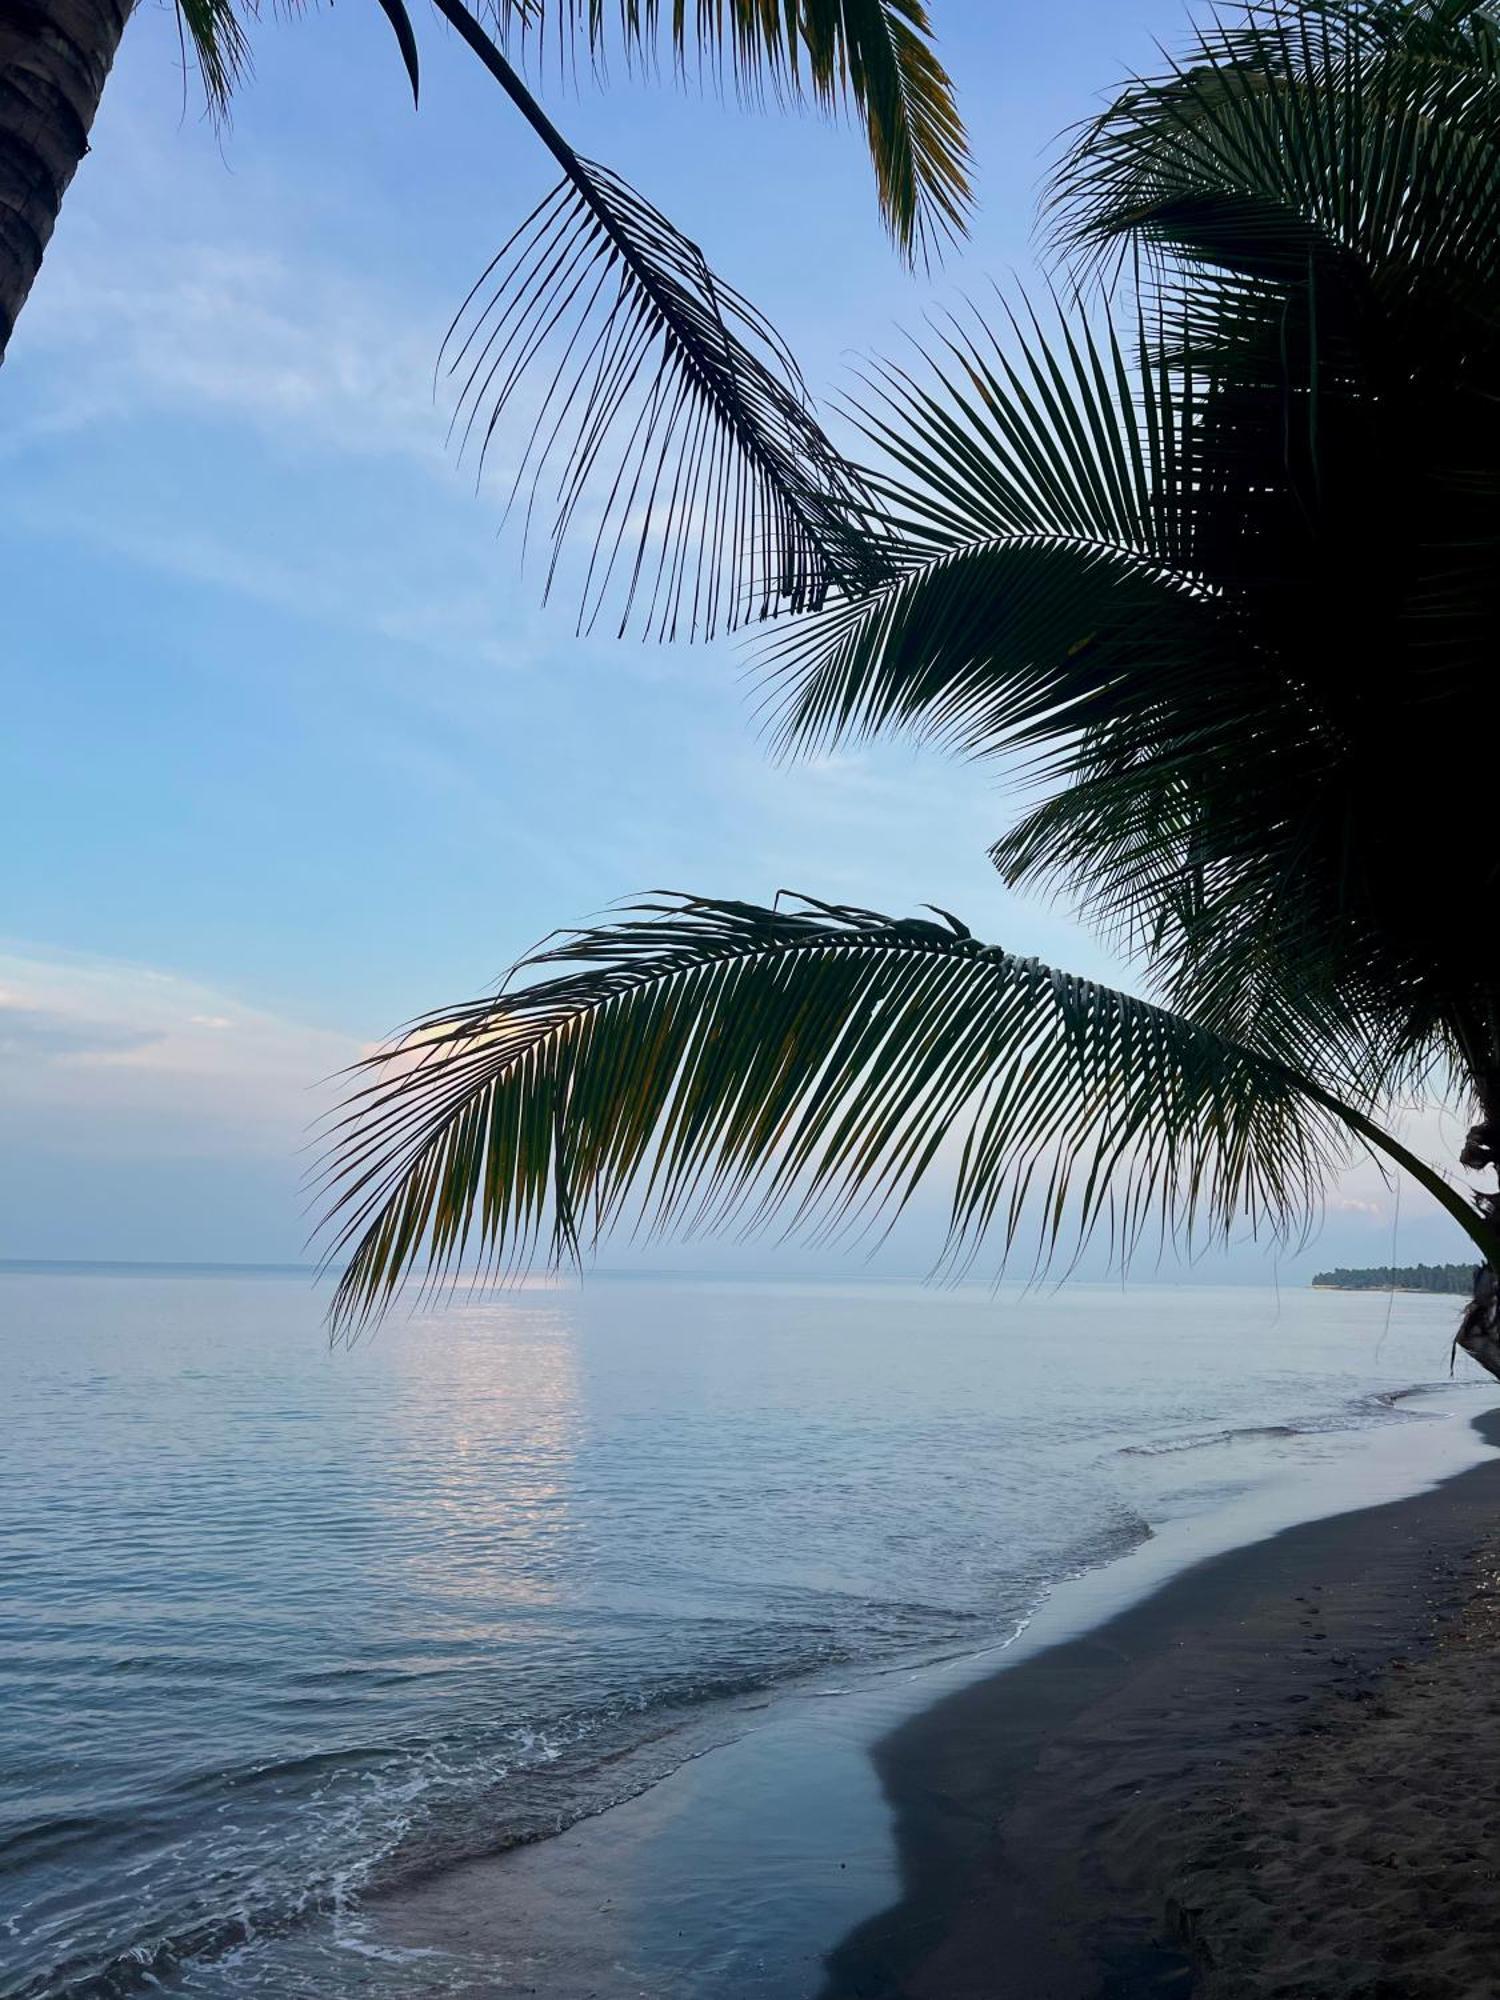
left=0, top=1001, right=155, bottom=1062
left=8, top=222, right=445, bottom=468
left=0, top=947, right=357, bottom=1160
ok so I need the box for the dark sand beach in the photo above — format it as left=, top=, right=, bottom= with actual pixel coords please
left=365, top=1407, right=1500, bottom=1999
left=823, top=1407, right=1500, bottom=1999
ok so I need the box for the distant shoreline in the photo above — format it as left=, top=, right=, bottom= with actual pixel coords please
left=1312, top=1282, right=1452, bottom=1294
left=1311, top=1262, right=1475, bottom=1295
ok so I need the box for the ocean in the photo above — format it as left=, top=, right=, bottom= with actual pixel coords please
left=1, top=1268, right=1490, bottom=1997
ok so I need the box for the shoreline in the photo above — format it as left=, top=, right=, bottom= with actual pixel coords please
left=349, top=1395, right=1500, bottom=1998
left=822, top=1404, right=1500, bottom=1998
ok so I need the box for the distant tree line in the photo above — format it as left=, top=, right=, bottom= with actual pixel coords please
left=1311, top=1264, right=1476, bottom=1294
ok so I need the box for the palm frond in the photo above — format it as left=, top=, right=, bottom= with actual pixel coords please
left=317, top=894, right=1360, bottom=1334
left=757, top=11, right=1500, bottom=1090
left=1030, top=1, right=1500, bottom=1069
left=174, top=0, right=421, bottom=115
left=373, top=0, right=422, bottom=101
left=431, top=0, right=890, bottom=636
left=760, top=297, right=1230, bottom=762
left=1049, top=0, right=1500, bottom=313
left=489, top=0, right=972, bottom=261
left=762, top=537, right=1219, bottom=763
left=781, top=0, right=973, bottom=263
left=175, top=0, right=254, bottom=112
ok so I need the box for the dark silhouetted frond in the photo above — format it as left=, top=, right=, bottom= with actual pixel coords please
left=318, top=895, right=1367, bottom=1334
left=1049, top=0, right=1500, bottom=310
left=759, top=0, right=1500, bottom=1098
left=429, top=0, right=891, bottom=636
left=174, top=0, right=421, bottom=115
left=760, top=297, right=1220, bottom=764
left=442, top=163, right=889, bottom=636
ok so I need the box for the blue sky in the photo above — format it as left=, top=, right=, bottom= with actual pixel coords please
left=0, top=0, right=1474, bottom=1273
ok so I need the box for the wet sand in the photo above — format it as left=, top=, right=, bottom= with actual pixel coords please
left=366, top=1408, right=1500, bottom=1998
left=823, top=1407, right=1500, bottom=1999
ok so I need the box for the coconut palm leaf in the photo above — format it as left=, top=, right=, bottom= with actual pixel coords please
left=174, top=0, right=254, bottom=110
left=760, top=0, right=1500, bottom=1090
left=319, top=893, right=1470, bottom=1335
left=172, top=0, right=903, bottom=637
left=431, top=0, right=891, bottom=635
left=1050, top=0, right=1500, bottom=312
left=760, top=299, right=1225, bottom=764
left=489, top=0, right=971, bottom=261
left=764, top=287, right=1469, bottom=1086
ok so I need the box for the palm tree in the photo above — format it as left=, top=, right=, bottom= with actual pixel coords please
left=0, top=0, right=968, bottom=372
left=320, top=0, right=1500, bottom=1381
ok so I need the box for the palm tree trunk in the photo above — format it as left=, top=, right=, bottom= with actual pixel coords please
left=0, top=0, right=132, bottom=359
left=1456, top=1088, right=1500, bottom=1381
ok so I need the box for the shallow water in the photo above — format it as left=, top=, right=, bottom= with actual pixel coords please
left=0, top=1270, right=1486, bottom=1996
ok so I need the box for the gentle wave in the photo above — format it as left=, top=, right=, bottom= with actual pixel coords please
left=8, top=1653, right=915, bottom=1998
left=22, top=1525, right=1161, bottom=2000
left=9, top=1275, right=1480, bottom=2000
left=1116, top=1379, right=1476, bottom=1461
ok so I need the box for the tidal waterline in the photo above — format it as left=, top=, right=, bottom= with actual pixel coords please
left=2, top=1270, right=1488, bottom=1997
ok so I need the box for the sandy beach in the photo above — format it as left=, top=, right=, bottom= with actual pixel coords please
left=825, top=1407, right=1500, bottom=2000
left=354, top=1403, right=1500, bottom=1999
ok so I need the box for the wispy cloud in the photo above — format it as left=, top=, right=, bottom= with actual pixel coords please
left=8, top=176, right=445, bottom=466
left=7, top=499, right=541, bottom=673
left=0, top=947, right=357, bottom=1160
left=0, top=1004, right=155, bottom=1061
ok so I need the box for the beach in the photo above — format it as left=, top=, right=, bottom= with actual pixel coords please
left=361, top=1406, right=1500, bottom=1999
left=824, top=1407, right=1500, bottom=1999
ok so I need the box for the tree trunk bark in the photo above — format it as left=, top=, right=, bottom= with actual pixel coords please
left=0, top=0, right=131, bottom=360
left=1456, top=1091, right=1500, bottom=1381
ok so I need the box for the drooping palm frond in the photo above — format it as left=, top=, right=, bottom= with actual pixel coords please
left=174, top=0, right=254, bottom=112
left=489, top=0, right=971, bottom=261
left=317, top=894, right=1388, bottom=1335
left=430, top=0, right=890, bottom=636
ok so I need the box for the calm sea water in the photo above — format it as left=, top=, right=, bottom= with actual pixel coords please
left=0, top=1270, right=1486, bottom=1997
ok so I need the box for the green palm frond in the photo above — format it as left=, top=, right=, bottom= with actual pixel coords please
left=318, top=894, right=1374, bottom=1334
left=489, top=0, right=972, bottom=261
left=432, top=0, right=890, bottom=635
left=174, top=0, right=254, bottom=112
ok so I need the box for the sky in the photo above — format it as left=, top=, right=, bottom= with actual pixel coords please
left=0, top=0, right=1477, bottom=1277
